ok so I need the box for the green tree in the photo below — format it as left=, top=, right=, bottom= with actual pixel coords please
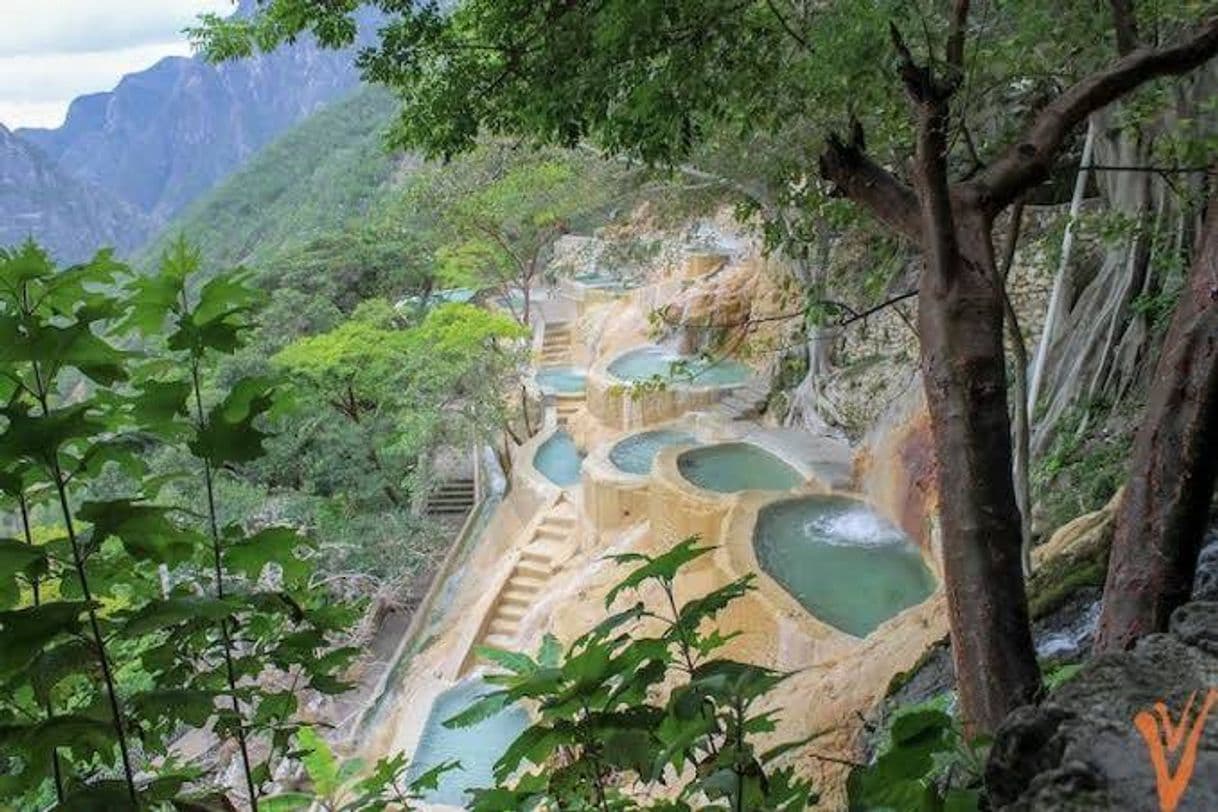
left=272, top=300, right=527, bottom=510
left=194, top=0, right=1218, bottom=734
left=0, top=239, right=362, bottom=809
left=422, top=148, right=620, bottom=323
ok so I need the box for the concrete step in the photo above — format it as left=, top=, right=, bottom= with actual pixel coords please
left=483, top=633, right=513, bottom=649
left=497, top=604, right=527, bottom=622
left=500, top=589, right=537, bottom=607
left=520, top=548, right=554, bottom=566
left=513, top=560, right=551, bottom=580
left=488, top=617, right=517, bottom=636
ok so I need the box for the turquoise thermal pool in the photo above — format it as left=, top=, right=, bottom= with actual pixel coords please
left=406, top=678, right=530, bottom=806
left=536, top=365, right=587, bottom=394
left=677, top=442, right=803, bottom=493
left=609, top=429, right=699, bottom=475
left=753, top=496, right=936, bottom=637
left=534, top=430, right=585, bottom=487
left=573, top=271, right=636, bottom=290
left=607, top=345, right=751, bottom=387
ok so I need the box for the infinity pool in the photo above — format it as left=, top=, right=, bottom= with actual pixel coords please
left=677, top=443, right=803, bottom=493
left=407, top=678, right=530, bottom=806
left=537, top=366, right=587, bottom=394
left=754, top=496, right=936, bottom=637
left=609, top=429, right=699, bottom=475
left=535, top=430, right=585, bottom=487
left=608, top=345, right=751, bottom=387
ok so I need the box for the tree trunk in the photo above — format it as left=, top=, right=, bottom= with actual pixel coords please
left=1094, top=199, right=1218, bottom=652
left=913, top=110, right=1042, bottom=733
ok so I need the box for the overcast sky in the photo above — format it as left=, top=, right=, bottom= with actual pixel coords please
left=0, top=0, right=234, bottom=129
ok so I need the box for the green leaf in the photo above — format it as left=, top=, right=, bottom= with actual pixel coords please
left=443, top=688, right=512, bottom=730
left=224, top=526, right=310, bottom=587
left=258, top=793, right=314, bottom=812
left=0, top=714, right=116, bottom=762
left=130, top=378, right=193, bottom=437
left=297, top=726, right=340, bottom=798
left=131, top=689, right=223, bottom=728
left=0, top=403, right=106, bottom=463
left=476, top=644, right=538, bottom=676
left=605, top=536, right=713, bottom=605
left=0, top=317, right=132, bottom=385
left=79, top=499, right=203, bottom=565
left=0, top=601, right=88, bottom=681
left=30, top=639, right=97, bottom=705
left=0, top=537, right=47, bottom=607
left=189, top=377, right=277, bottom=465
left=120, top=596, right=240, bottom=637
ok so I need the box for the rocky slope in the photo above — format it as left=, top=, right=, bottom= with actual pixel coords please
left=0, top=124, right=152, bottom=261
left=6, top=1, right=377, bottom=255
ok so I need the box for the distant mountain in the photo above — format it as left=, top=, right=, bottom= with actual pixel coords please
left=0, top=124, right=152, bottom=262
left=18, top=44, right=362, bottom=225
left=137, top=87, right=406, bottom=270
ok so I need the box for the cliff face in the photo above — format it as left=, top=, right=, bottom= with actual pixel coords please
left=17, top=40, right=361, bottom=223
left=0, top=124, right=152, bottom=262
left=3, top=2, right=378, bottom=258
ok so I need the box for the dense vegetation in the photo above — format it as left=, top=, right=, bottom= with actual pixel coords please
left=3, top=0, right=1216, bottom=809
left=197, top=0, right=1218, bottom=742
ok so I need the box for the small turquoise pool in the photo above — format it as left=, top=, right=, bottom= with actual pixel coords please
left=677, top=443, right=803, bottom=493
left=609, top=429, right=699, bottom=475
left=536, top=366, right=587, bottom=394
left=754, top=496, right=936, bottom=637
left=407, top=678, right=530, bottom=806
left=535, top=431, right=585, bottom=487
left=608, top=345, right=751, bottom=387
left=574, top=271, right=636, bottom=290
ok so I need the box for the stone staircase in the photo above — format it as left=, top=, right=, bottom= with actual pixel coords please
left=467, top=500, right=578, bottom=664
left=425, top=478, right=476, bottom=518
left=715, top=378, right=770, bottom=420
left=554, top=396, right=583, bottom=427
left=539, top=321, right=572, bottom=365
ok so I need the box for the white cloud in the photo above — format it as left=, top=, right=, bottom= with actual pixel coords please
left=0, top=1, right=233, bottom=129
left=0, top=0, right=235, bottom=57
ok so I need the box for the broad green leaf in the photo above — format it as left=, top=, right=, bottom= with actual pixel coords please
left=130, top=379, right=193, bottom=437
left=0, top=403, right=106, bottom=464
left=443, top=688, right=512, bottom=729
left=605, top=536, right=713, bottom=605
left=190, top=377, right=277, bottom=465
left=476, top=644, right=537, bottom=676
left=131, top=689, right=222, bottom=728
left=0, top=601, right=88, bottom=680
left=119, top=596, right=240, bottom=637
left=297, top=726, right=340, bottom=798
left=29, top=638, right=96, bottom=705
left=0, top=537, right=47, bottom=607
left=79, top=499, right=203, bottom=565
left=224, top=526, right=310, bottom=586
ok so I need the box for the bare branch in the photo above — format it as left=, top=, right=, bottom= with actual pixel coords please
left=974, top=16, right=1218, bottom=213
left=818, top=131, right=921, bottom=242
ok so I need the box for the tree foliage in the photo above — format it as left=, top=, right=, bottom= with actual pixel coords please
left=0, top=239, right=369, bottom=810
left=451, top=538, right=818, bottom=811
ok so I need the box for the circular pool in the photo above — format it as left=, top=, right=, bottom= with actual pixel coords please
left=677, top=443, right=803, bottom=493
left=534, top=430, right=585, bottom=487
left=536, top=366, right=587, bottom=394
left=609, top=429, right=699, bottom=475
left=608, top=345, right=751, bottom=387
left=753, top=496, right=936, bottom=637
